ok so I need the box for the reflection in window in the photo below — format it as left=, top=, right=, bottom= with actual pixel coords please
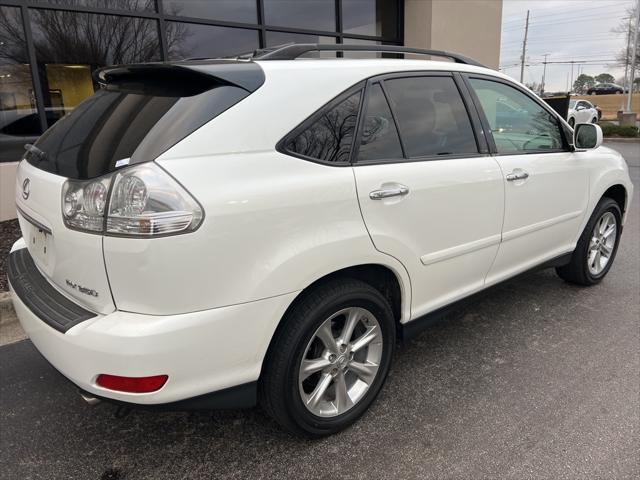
left=28, top=8, right=162, bottom=127
left=286, top=91, right=361, bottom=163
left=341, top=38, right=400, bottom=59
left=469, top=78, right=564, bottom=153
left=32, top=0, right=156, bottom=11
left=384, top=76, right=477, bottom=157
left=264, top=0, right=336, bottom=32
left=266, top=32, right=336, bottom=57
left=167, top=23, right=259, bottom=60
left=342, top=0, right=398, bottom=39
left=163, top=0, right=257, bottom=23
left=0, top=6, right=42, bottom=163
left=358, top=84, right=403, bottom=161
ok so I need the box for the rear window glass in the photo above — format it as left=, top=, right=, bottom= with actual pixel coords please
left=384, top=76, right=478, bottom=157
left=25, top=80, right=248, bottom=179
left=285, top=91, right=361, bottom=163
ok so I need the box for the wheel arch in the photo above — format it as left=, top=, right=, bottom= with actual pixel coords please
left=601, top=184, right=627, bottom=216
left=258, top=262, right=409, bottom=380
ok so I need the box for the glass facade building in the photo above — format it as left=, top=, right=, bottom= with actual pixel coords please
left=0, top=0, right=402, bottom=163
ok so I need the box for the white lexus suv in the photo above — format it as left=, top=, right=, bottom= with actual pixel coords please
left=8, top=44, right=633, bottom=437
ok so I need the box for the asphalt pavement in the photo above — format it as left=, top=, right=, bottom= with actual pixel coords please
left=0, top=141, right=638, bottom=480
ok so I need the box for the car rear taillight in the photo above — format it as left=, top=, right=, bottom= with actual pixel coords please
left=62, top=163, right=203, bottom=236
left=96, top=374, right=168, bottom=393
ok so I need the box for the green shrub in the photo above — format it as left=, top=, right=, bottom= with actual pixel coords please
left=599, top=122, right=639, bottom=138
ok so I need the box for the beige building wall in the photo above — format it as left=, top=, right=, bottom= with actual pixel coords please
left=0, top=162, right=17, bottom=222
left=405, top=0, right=503, bottom=69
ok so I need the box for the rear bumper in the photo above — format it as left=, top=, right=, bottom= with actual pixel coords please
left=8, top=245, right=298, bottom=407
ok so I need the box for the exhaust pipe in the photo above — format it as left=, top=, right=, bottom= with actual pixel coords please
left=79, top=392, right=101, bottom=406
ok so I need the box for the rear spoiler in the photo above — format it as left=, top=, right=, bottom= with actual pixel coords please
left=94, top=61, right=265, bottom=95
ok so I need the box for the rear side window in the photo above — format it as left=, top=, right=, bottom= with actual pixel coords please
left=285, top=91, right=361, bottom=163
left=357, top=83, right=403, bottom=162
left=384, top=76, right=478, bottom=157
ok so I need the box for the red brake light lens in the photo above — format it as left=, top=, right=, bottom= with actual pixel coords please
left=96, top=374, right=168, bottom=393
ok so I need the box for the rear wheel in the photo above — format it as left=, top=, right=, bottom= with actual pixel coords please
left=260, top=279, right=395, bottom=437
left=556, top=198, right=622, bottom=285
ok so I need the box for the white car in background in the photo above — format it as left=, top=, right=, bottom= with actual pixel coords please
left=568, top=99, right=599, bottom=127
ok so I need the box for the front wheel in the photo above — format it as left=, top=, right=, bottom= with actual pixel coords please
left=260, top=279, right=395, bottom=437
left=568, top=117, right=575, bottom=128
left=556, top=198, right=622, bottom=285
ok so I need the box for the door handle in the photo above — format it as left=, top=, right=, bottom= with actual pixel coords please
left=506, top=170, right=529, bottom=181
left=369, top=185, right=410, bottom=200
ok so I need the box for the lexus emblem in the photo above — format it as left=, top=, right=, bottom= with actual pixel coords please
left=22, top=178, right=30, bottom=200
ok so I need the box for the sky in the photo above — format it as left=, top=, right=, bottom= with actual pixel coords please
left=499, top=0, right=634, bottom=91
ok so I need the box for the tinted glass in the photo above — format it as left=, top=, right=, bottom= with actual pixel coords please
left=286, top=91, right=361, bottom=163
left=342, top=0, right=398, bottom=39
left=469, top=78, right=564, bottom=153
left=357, top=83, right=403, bottom=161
left=264, top=0, right=336, bottom=32
left=266, top=31, right=337, bottom=57
left=167, top=22, right=259, bottom=60
left=163, top=0, right=257, bottom=23
left=384, top=76, right=477, bottom=157
left=33, top=0, right=155, bottom=11
left=0, top=6, right=43, bottom=163
left=29, top=8, right=161, bottom=127
left=27, top=81, right=249, bottom=179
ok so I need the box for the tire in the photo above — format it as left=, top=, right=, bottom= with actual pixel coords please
left=556, top=197, right=622, bottom=286
left=568, top=117, right=575, bottom=128
left=260, top=278, right=395, bottom=437
left=591, top=116, right=598, bottom=124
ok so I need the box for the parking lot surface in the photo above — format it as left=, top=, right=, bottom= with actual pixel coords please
left=0, top=141, right=638, bottom=480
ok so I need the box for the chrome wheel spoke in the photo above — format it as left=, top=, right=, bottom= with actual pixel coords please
left=600, top=243, right=613, bottom=256
left=339, top=308, right=361, bottom=345
left=316, top=322, right=338, bottom=354
left=300, top=357, right=332, bottom=381
left=334, top=371, right=352, bottom=412
left=602, top=224, right=616, bottom=238
left=348, top=361, right=378, bottom=384
left=306, top=373, right=333, bottom=409
left=350, top=325, right=379, bottom=352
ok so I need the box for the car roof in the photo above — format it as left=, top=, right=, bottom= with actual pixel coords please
left=253, top=58, right=511, bottom=83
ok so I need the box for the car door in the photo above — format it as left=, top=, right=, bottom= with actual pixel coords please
left=465, top=75, right=590, bottom=286
left=353, top=73, right=504, bottom=318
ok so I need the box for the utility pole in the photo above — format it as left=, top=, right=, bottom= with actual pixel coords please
left=569, top=61, right=575, bottom=93
left=626, top=0, right=639, bottom=112
left=541, top=53, right=549, bottom=95
left=623, top=15, right=632, bottom=110
left=519, top=10, right=530, bottom=83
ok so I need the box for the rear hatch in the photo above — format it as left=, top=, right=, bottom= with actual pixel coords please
left=14, top=61, right=264, bottom=314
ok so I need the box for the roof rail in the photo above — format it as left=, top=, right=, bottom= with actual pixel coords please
left=252, top=43, right=485, bottom=67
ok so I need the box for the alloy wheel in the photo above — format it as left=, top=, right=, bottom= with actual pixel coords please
left=298, top=307, right=383, bottom=417
left=587, top=211, right=617, bottom=276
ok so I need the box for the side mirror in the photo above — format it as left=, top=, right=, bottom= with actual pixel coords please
left=574, top=123, right=603, bottom=150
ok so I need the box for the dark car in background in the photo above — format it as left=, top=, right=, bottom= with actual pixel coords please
left=586, top=83, right=624, bottom=95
